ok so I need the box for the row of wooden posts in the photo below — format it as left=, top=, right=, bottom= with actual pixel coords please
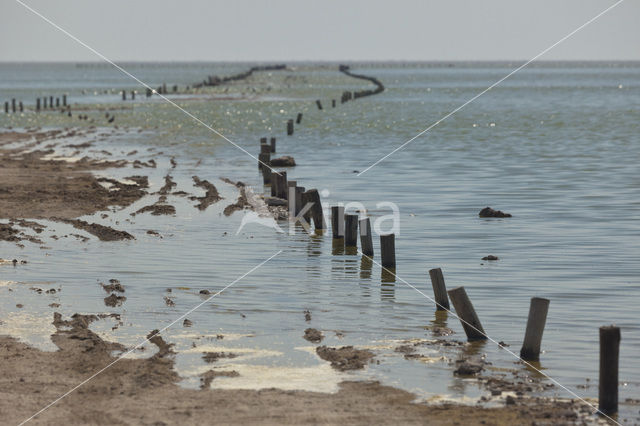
left=257, top=138, right=621, bottom=415
left=4, top=95, right=68, bottom=113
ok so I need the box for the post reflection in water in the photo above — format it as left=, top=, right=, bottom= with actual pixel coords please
left=429, top=310, right=449, bottom=336
left=381, top=267, right=396, bottom=301
left=360, top=255, right=373, bottom=280
left=331, top=238, right=344, bottom=256
left=306, top=229, right=323, bottom=257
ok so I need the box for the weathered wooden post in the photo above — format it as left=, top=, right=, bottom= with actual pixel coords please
left=11, top=98, right=16, bottom=113
left=260, top=137, right=267, bottom=145
left=43, top=97, right=47, bottom=109
left=447, top=287, right=487, bottom=341
left=258, top=152, right=270, bottom=171
left=331, top=206, right=344, bottom=239
left=273, top=171, right=287, bottom=199
left=122, top=90, right=126, bottom=101
left=260, top=143, right=271, bottom=154
left=520, top=297, right=550, bottom=361
left=270, top=137, right=276, bottom=153
left=296, top=113, right=302, bottom=124
left=303, top=189, right=324, bottom=229
left=262, top=167, right=272, bottom=185
left=49, top=96, right=53, bottom=107
left=294, top=186, right=304, bottom=216
left=287, top=181, right=297, bottom=213
left=36, top=98, right=40, bottom=112
left=599, top=325, right=620, bottom=415
left=428, top=268, right=450, bottom=311
left=380, top=234, right=395, bottom=268
left=359, top=217, right=373, bottom=256
left=131, top=91, right=135, bottom=100
left=19, top=102, right=23, bottom=112
left=173, top=84, right=178, bottom=93
left=4, top=102, right=8, bottom=114
left=332, top=99, right=336, bottom=108
left=146, top=88, right=152, bottom=97
left=316, top=100, right=323, bottom=110
left=287, top=119, right=294, bottom=135
left=344, top=214, right=358, bottom=247
left=56, top=97, right=60, bottom=107
left=62, top=94, right=67, bottom=106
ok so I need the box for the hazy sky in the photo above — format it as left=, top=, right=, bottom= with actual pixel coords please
left=1, top=0, right=638, bottom=62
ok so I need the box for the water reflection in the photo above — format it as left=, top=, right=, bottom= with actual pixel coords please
left=463, top=339, right=487, bottom=358
left=381, top=267, right=396, bottom=301
left=360, top=255, right=372, bottom=280
left=331, top=238, right=344, bottom=255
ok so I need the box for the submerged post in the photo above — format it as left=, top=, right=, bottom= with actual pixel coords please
left=49, top=96, right=53, bottom=107
left=11, top=98, right=16, bottom=113
left=447, top=287, right=487, bottom=341
left=316, top=100, right=323, bottom=110
left=296, top=113, right=302, bottom=124
left=122, top=91, right=126, bottom=101
left=344, top=214, right=358, bottom=247
left=62, top=94, right=67, bottom=106
left=270, top=137, right=276, bottom=153
left=56, top=97, right=60, bottom=107
left=380, top=234, right=395, bottom=268
left=4, top=102, right=8, bottom=114
left=287, top=119, right=294, bottom=135
left=599, top=325, right=620, bottom=416
left=131, top=90, right=135, bottom=100
left=331, top=206, right=344, bottom=239
left=359, top=217, right=374, bottom=256
left=428, top=268, right=450, bottom=311
left=36, top=98, right=41, bottom=112
left=19, top=102, right=23, bottom=112
left=332, top=99, right=336, bottom=108
left=520, top=297, right=550, bottom=361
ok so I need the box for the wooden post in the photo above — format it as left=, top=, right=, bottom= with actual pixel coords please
left=270, top=137, right=276, bottom=153
left=296, top=113, right=302, bottom=124
left=44, top=97, right=47, bottom=108
left=294, top=186, right=304, bottom=216
left=146, top=88, right=152, bottom=97
left=332, top=99, right=336, bottom=108
left=304, top=189, right=324, bottom=229
left=273, top=171, right=287, bottom=199
left=520, top=297, right=550, bottom=361
left=262, top=167, right=271, bottom=186
left=260, top=137, right=267, bottom=145
left=62, top=94, right=67, bottom=106
left=122, top=91, right=126, bottom=101
left=599, top=325, right=620, bottom=415
left=56, top=97, right=60, bottom=107
left=11, top=98, right=16, bottom=113
left=287, top=119, right=294, bottom=135
left=287, top=181, right=297, bottom=214
left=428, top=268, right=450, bottom=311
left=331, top=206, right=344, bottom=239
left=258, top=152, right=270, bottom=171
left=49, top=96, right=53, bottom=107
left=316, top=100, right=323, bottom=110
left=260, top=144, right=271, bottom=154
left=131, top=91, right=135, bottom=100
left=447, top=287, right=487, bottom=341
left=4, top=102, right=8, bottom=114
left=19, top=102, right=23, bottom=112
left=380, top=234, right=395, bottom=268
left=36, top=98, right=40, bottom=111
left=359, top=218, right=373, bottom=256
left=173, top=84, right=178, bottom=92
left=162, top=83, right=167, bottom=94
left=344, top=214, right=358, bottom=247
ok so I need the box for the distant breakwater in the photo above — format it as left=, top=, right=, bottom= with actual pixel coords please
left=193, top=64, right=287, bottom=88
left=338, top=64, right=385, bottom=99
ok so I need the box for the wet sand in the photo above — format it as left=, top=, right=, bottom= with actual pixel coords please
left=0, top=316, right=593, bottom=425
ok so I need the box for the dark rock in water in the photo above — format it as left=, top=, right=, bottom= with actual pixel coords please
left=482, top=255, right=499, bottom=261
left=316, top=346, right=375, bottom=371
left=104, top=293, right=126, bottom=307
left=269, top=156, right=296, bottom=167
left=454, top=358, right=484, bottom=375
left=199, top=289, right=211, bottom=295
left=479, top=207, right=511, bottom=218
left=183, top=319, right=193, bottom=327
left=303, top=328, right=323, bottom=343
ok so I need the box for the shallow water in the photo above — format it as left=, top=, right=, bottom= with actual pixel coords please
left=1, top=61, right=639, bottom=422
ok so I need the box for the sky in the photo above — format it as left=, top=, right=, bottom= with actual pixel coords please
left=1, top=0, right=639, bottom=62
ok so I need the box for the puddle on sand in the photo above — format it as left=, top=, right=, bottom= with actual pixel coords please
left=0, top=311, right=57, bottom=351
